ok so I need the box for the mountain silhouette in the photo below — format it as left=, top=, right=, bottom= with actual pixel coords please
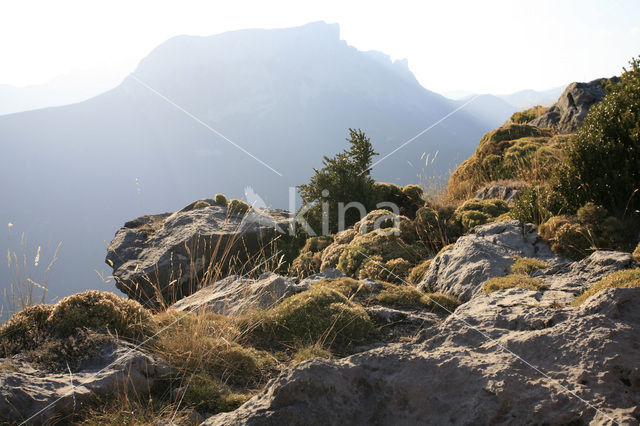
left=0, top=21, right=503, bottom=301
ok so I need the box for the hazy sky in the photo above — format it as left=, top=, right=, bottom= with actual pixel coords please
left=1, top=0, right=639, bottom=94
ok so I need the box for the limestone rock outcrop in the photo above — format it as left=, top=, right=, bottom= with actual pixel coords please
left=529, top=77, right=619, bottom=133
left=106, top=202, right=293, bottom=307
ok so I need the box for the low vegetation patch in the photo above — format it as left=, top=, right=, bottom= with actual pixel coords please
left=292, top=345, right=333, bottom=364
left=509, top=105, right=546, bottom=124
left=313, top=277, right=461, bottom=314
left=510, top=257, right=550, bottom=275
left=0, top=291, right=155, bottom=371
left=228, top=198, right=251, bottom=215
left=454, top=198, right=510, bottom=230
left=572, top=269, right=640, bottom=306
left=239, top=285, right=374, bottom=353
left=214, top=193, right=228, bottom=206
left=482, top=274, right=547, bottom=294
left=192, top=200, right=212, bottom=209
left=407, top=259, right=432, bottom=285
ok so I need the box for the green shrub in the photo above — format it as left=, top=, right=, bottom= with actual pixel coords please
left=183, top=373, right=250, bottom=414
left=407, top=259, right=432, bottom=285
left=510, top=105, right=546, bottom=124
left=376, top=285, right=426, bottom=309
left=539, top=216, right=592, bottom=260
left=572, top=269, right=640, bottom=306
left=576, top=202, right=608, bottom=227
left=482, top=274, right=547, bottom=294
left=192, top=200, right=211, bottom=209
left=510, top=185, right=557, bottom=225
left=552, top=57, right=640, bottom=215
left=314, top=277, right=370, bottom=299
left=337, top=245, right=369, bottom=276
left=227, top=198, right=251, bottom=215
left=47, top=290, right=155, bottom=339
left=510, top=257, right=550, bottom=275
left=447, top=124, right=553, bottom=200
left=454, top=198, right=510, bottom=230
left=421, top=292, right=463, bottom=313
left=0, top=291, right=155, bottom=370
left=241, top=286, right=374, bottom=352
left=292, top=345, right=333, bottom=364
left=460, top=210, right=490, bottom=229
left=0, top=304, right=53, bottom=354
left=297, top=129, right=379, bottom=234
left=290, top=236, right=334, bottom=278
left=214, top=193, right=228, bottom=206
left=358, top=257, right=412, bottom=283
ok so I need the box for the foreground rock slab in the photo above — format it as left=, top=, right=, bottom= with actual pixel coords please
left=106, top=203, right=293, bottom=307
left=204, top=286, right=640, bottom=425
left=0, top=341, right=169, bottom=424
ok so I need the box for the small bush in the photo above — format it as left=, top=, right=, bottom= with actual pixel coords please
left=358, top=257, right=412, bottom=283
left=633, top=243, right=640, bottom=263
left=576, top=202, right=608, bottom=226
left=228, top=199, right=251, bottom=215
left=241, top=286, right=374, bottom=352
left=0, top=304, right=53, bottom=354
left=572, top=269, right=640, bottom=306
left=510, top=185, right=556, bottom=225
left=510, top=105, right=547, bottom=124
left=290, top=236, right=334, bottom=278
left=376, top=285, right=426, bottom=309
left=454, top=198, right=510, bottom=230
left=337, top=245, right=369, bottom=276
left=182, top=373, right=250, bottom=414
left=407, top=259, right=432, bottom=285
left=460, top=210, right=490, bottom=229
left=214, top=193, right=228, bottom=206
left=192, top=200, right=211, bottom=210
left=0, top=291, right=155, bottom=371
left=314, top=277, right=370, bottom=299
left=292, top=345, right=333, bottom=364
left=510, top=257, right=550, bottom=275
left=482, top=274, right=547, bottom=294
left=48, top=290, right=155, bottom=339
left=422, top=292, right=462, bottom=313
left=539, top=216, right=592, bottom=260
left=376, top=284, right=461, bottom=313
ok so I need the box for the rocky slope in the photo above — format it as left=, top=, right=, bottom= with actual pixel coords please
left=206, top=285, right=640, bottom=425
left=202, top=222, right=638, bottom=425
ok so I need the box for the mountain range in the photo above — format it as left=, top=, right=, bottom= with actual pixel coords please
left=0, top=21, right=550, bottom=301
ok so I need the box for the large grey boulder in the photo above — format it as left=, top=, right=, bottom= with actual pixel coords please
left=204, top=286, right=640, bottom=425
left=418, top=221, right=560, bottom=301
left=170, top=273, right=308, bottom=315
left=0, top=341, right=169, bottom=424
left=529, top=77, right=619, bottom=133
left=106, top=202, right=293, bottom=307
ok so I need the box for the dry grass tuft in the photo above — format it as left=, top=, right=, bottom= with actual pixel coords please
left=482, top=274, right=547, bottom=294
left=572, top=269, right=640, bottom=306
